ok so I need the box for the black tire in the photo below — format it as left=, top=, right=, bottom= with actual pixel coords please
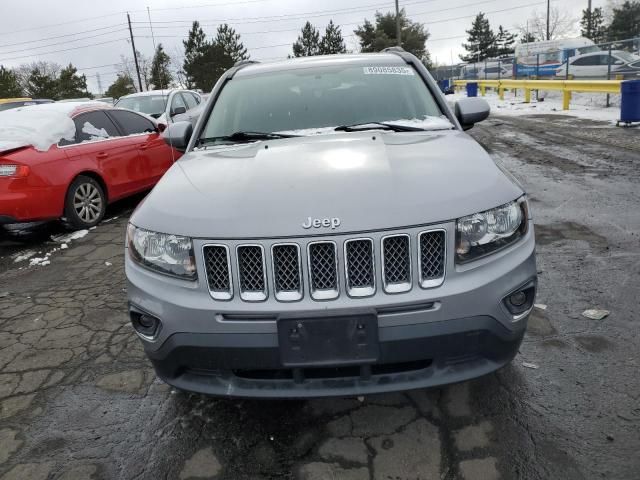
left=63, top=175, right=106, bottom=230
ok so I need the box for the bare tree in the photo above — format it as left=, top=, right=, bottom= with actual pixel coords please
left=14, top=61, right=60, bottom=95
left=518, top=7, right=577, bottom=41
left=116, top=51, right=151, bottom=92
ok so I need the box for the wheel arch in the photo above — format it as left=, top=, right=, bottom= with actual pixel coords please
left=67, top=171, right=109, bottom=203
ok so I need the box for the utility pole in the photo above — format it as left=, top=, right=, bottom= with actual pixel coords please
left=587, top=0, right=593, bottom=38
left=127, top=12, right=143, bottom=92
left=546, top=0, right=550, bottom=40
left=96, top=72, right=103, bottom=96
left=395, top=0, right=401, bottom=47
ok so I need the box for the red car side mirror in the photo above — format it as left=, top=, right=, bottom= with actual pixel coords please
left=157, top=123, right=167, bottom=133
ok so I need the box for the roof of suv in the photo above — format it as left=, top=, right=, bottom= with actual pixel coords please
left=234, top=53, right=407, bottom=77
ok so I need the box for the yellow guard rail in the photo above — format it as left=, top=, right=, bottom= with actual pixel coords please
left=453, top=79, right=622, bottom=110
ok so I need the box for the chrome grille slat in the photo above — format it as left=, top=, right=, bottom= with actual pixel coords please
left=308, top=241, right=339, bottom=300
left=344, top=238, right=375, bottom=297
left=382, top=234, right=411, bottom=293
left=272, top=244, right=302, bottom=302
left=419, top=230, right=446, bottom=288
left=202, top=245, right=232, bottom=300
left=236, top=245, right=267, bottom=301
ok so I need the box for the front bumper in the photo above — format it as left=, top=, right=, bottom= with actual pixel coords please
left=146, top=315, right=525, bottom=398
left=126, top=221, right=536, bottom=398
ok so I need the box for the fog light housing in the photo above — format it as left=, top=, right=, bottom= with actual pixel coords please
left=502, top=283, right=536, bottom=319
left=130, top=308, right=161, bottom=340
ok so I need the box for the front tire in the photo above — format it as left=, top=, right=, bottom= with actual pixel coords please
left=63, top=176, right=106, bottom=229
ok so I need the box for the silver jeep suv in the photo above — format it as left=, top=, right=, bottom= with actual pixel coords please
left=125, top=50, right=536, bottom=398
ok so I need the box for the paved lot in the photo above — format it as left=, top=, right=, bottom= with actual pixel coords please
left=0, top=115, right=639, bottom=480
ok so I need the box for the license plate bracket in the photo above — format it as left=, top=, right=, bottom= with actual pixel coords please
left=278, top=314, right=379, bottom=367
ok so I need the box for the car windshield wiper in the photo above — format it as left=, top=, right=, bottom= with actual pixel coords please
left=334, top=122, right=426, bottom=132
left=199, top=131, right=301, bottom=145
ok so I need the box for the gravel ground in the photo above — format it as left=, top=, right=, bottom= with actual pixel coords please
left=0, top=114, right=638, bottom=480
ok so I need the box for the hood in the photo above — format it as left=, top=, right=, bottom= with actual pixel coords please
left=132, top=130, right=523, bottom=238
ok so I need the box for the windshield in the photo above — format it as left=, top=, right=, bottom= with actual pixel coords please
left=615, top=51, right=639, bottom=63
left=201, top=64, right=445, bottom=141
left=115, top=95, right=168, bottom=117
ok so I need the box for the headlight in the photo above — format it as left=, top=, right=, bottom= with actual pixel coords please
left=127, top=224, right=197, bottom=280
left=456, top=197, right=528, bottom=263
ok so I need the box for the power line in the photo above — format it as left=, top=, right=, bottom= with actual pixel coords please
left=0, top=24, right=125, bottom=48
left=0, top=11, right=125, bottom=37
left=0, top=38, right=129, bottom=63
left=0, top=28, right=128, bottom=56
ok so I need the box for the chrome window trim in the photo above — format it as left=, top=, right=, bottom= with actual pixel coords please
left=202, top=243, right=233, bottom=301
left=344, top=237, right=376, bottom=298
left=381, top=233, right=412, bottom=294
left=236, top=244, right=268, bottom=302
left=271, top=242, right=303, bottom=302
left=417, top=229, right=447, bottom=289
left=307, top=240, right=339, bottom=301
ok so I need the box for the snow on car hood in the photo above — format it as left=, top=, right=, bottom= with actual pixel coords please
left=132, top=130, right=523, bottom=238
left=0, top=102, right=105, bottom=152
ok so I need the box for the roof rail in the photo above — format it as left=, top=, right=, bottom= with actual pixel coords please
left=382, top=46, right=406, bottom=53
left=234, top=59, right=260, bottom=67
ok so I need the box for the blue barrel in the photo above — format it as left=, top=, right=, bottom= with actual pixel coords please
left=620, top=80, right=640, bottom=122
left=466, top=82, right=478, bottom=97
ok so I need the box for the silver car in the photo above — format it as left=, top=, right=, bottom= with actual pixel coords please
left=125, top=50, right=537, bottom=398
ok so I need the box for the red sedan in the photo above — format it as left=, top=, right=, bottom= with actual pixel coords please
left=0, top=102, right=181, bottom=229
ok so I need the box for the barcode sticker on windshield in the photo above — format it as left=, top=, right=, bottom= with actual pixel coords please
left=363, top=66, right=414, bottom=75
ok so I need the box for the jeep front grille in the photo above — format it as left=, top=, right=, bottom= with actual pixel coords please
left=202, top=228, right=446, bottom=302
left=344, top=238, right=375, bottom=297
left=418, top=230, right=446, bottom=288
left=236, top=245, right=267, bottom=301
left=272, top=244, right=302, bottom=301
left=382, top=234, right=411, bottom=293
left=308, top=241, right=339, bottom=300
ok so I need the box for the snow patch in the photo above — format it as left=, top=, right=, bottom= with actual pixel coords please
left=0, top=101, right=108, bottom=152
left=51, top=229, right=89, bottom=243
left=13, top=251, right=37, bottom=263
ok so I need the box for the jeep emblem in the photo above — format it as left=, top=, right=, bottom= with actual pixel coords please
left=302, top=217, right=341, bottom=229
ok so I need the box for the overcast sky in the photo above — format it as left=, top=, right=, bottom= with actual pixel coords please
left=0, top=0, right=608, bottom=93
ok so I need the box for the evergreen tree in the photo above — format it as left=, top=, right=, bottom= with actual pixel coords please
left=494, top=25, right=517, bottom=56
left=608, top=1, right=640, bottom=41
left=319, top=20, right=346, bottom=54
left=520, top=32, right=537, bottom=43
left=26, top=64, right=59, bottom=99
left=57, top=64, right=89, bottom=99
left=182, top=21, right=208, bottom=89
left=460, top=13, right=497, bottom=62
left=150, top=44, right=173, bottom=89
left=293, top=22, right=321, bottom=57
left=215, top=23, right=249, bottom=62
left=354, top=9, right=430, bottom=61
left=105, top=74, right=135, bottom=99
left=580, top=7, right=608, bottom=44
left=0, top=66, right=22, bottom=97
left=196, top=43, right=234, bottom=91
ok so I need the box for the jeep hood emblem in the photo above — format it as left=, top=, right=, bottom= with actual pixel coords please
left=302, top=217, right=341, bottom=229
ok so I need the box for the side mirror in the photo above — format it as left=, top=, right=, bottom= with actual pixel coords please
left=614, top=60, right=624, bottom=65
left=156, top=123, right=167, bottom=133
left=171, top=106, right=187, bottom=116
left=162, top=121, right=193, bottom=150
left=455, top=97, right=490, bottom=130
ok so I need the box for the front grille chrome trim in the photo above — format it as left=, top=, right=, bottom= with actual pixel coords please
left=381, top=234, right=412, bottom=294
left=236, top=244, right=268, bottom=302
left=307, top=241, right=339, bottom=301
left=418, top=229, right=447, bottom=289
left=271, top=243, right=303, bottom=302
left=344, top=238, right=376, bottom=298
left=202, top=244, right=233, bottom=301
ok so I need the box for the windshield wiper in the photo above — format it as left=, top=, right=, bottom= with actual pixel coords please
left=334, top=122, right=426, bottom=132
left=199, top=131, right=300, bottom=145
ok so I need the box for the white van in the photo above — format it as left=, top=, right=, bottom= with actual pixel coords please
left=515, top=37, right=600, bottom=77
